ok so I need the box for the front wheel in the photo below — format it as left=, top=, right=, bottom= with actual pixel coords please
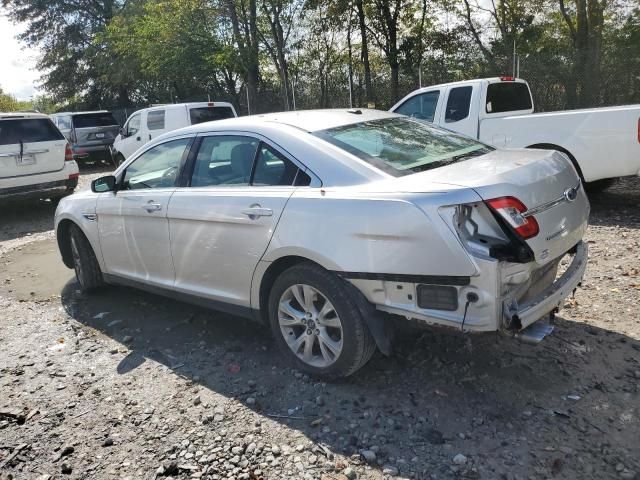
left=69, top=224, right=104, bottom=292
left=268, top=263, right=376, bottom=378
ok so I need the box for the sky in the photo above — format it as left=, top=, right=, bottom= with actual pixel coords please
left=0, top=14, right=42, bottom=100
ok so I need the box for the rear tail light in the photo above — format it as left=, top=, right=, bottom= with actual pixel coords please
left=207, top=102, right=215, bottom=107
left=486, top=196, right=539, bottom=239
left=68, top=172, right=80, bottom=180
left=64, top=143, right=74, bottom=161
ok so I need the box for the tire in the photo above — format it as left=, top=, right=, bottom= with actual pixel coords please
left=69, top=224, right=104, bottom=293
left=268, top=263, right=377, bottom=379
left=114, top=153, right=125, bottom=167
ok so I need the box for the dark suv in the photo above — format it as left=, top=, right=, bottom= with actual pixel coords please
left=51, top=111, right=120, bottom=164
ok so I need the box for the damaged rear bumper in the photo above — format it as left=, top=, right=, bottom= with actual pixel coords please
left=503, top=241, right=588, bottom=331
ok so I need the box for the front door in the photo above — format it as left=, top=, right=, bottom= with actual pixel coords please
left=118, top=112, right=143, bottom=159
left=96, top=137, right=192, bottom=287
left=168, top=134, right=310, bottom=307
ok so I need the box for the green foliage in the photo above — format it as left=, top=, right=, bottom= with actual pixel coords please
left=3, top=0, right=640, bottom=112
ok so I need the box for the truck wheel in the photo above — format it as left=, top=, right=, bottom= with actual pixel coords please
left=114, top=154, right=125, bottom=167
left=69, top=224, right=104, bottom=293
left=268, top=263, right=376, bottom=379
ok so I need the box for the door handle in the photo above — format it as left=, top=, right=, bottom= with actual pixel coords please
left=148, top=134, right=152, bottom=140
left=142, top=201, right=162, bottom=212
left=241, top=206, right=273, bottom=219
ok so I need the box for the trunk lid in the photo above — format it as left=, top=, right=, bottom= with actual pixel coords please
left=0, top=116, right=67, bottom=179
left=421, top=148, right=590, bottom=264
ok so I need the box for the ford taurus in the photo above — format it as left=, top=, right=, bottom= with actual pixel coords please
left=54, top=109, right=589, bottom=378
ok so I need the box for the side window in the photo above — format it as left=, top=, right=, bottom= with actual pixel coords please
left=57, top=116, right=72, bottom=130
left=147, top=110, right=165, bottom=130
left=127, top=113, right=141, bottom=136
left=122, top=138, right=190, bottom=190
left=191, top=136, right=259, bottom=187
left=253, top=144, right=310, bottom=186
left=445, top=86, right=472, bottom=123
left=395, top=90, right=439, bottom=122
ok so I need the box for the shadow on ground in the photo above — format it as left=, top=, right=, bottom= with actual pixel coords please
left=59, top=279, right=640, bottom=478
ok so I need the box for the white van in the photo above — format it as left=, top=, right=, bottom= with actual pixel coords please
left=112, top=102, right=237, bottom=163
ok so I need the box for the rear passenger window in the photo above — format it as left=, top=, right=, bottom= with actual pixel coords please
left=147, top=110, right=165, bottom=130
left=445, top=86, right=472, bottom=123
left=0, top=119, right=64, bottom=145
left=191, top=136, right=259, bottom=187
left=395, top=91, right=439, bottom=122
left=252, top=144, right=309, bottom=186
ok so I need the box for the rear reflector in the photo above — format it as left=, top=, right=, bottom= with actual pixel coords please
left=417, top=285, right=459, bottom=311
left=486, top=196, right=539, bottom=240
left=68, top=173, right=80, bottom=180
left=64, top=143, right=74, bottom=161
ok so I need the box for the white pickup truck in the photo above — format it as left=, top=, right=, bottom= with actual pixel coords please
left=391, top=77, right=640, bottom=189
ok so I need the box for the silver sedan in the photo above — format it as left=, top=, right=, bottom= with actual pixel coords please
left=55, top=109, right=589, bottom=378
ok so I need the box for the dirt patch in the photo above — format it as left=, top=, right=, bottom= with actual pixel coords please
left=0, top=239, right=74, bottom=301
left=0, top=175, right=638, bottom=480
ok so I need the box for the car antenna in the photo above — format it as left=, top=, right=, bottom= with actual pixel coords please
left=347, top=109, right=362, bottom=114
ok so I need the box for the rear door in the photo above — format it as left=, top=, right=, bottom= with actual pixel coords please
left=441, top=85, right=479, bottom=137
left=0, top=116, right=67, bottom=179
left=188, top=104, right=237, bottom=126
left=167, top=133, right=310, bottom=307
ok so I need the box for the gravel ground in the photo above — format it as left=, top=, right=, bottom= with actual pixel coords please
left=0, top=170, right=638, bottom=480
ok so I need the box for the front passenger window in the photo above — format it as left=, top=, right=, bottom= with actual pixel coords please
left=122, top=138, right=190, bottom=190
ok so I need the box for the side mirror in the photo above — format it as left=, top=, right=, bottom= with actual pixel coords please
left=92, top=175, right=117, bottom=193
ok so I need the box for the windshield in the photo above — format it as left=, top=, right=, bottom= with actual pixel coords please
left=315, top=117, right=493, bottom=176
left=72, top=112, right=118, bottom=128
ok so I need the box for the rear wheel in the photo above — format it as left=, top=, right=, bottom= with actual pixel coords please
left=69, top=224, right=104, bottom=292
left=268, top=263, right=376, bottom=378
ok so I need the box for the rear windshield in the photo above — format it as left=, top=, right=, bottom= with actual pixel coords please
left=72, top=112, right=118, bottom=128
left=189, top=106, right=235, bottom=125
left=315, top=117, right=493, bottom=177
left=486, top=82, right=532, bottom=113
left=0, top=118, right=64, bottom=145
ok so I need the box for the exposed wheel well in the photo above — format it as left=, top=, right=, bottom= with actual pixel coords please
left=527, top=143, right=584, bottom=182
left=258, top=255, right=325, bottom=324
left=56, top=219, right=77, bottom=269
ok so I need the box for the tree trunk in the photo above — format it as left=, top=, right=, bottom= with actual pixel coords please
left=355, top=0, right=373, bottom=105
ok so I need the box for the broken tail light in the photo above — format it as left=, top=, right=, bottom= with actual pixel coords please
left=486, top=196, right=539, bottom=240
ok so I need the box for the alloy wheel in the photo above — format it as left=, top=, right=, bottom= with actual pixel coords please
left=278, top=284, right=344, bottom=368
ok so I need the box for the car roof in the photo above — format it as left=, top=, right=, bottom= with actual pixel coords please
left=52, top=110, right=111, bottom=116
left=0, top=112, right=50, bottom=120
left=176, top=108, right=401, bottom=135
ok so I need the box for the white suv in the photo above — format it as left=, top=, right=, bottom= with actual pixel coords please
left=0, top=112, right=79, bottom=200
